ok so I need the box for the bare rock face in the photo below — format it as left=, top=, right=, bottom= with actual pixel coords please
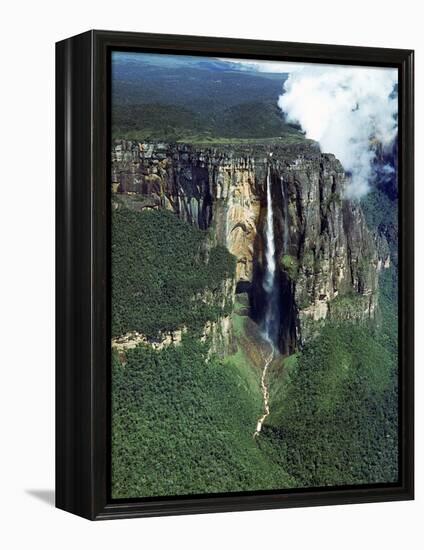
left=273, top=154, right=389, bottom=343
left=211, top=159, right=260, bottom=283
left=201, top=315, right=234, bottom=360
left=112, top=141, right=263, bottom=284
left=112, top=327, right=188, bottom=366
left=196, top=276, right=236, bottom=358
left=112, top=140, right=390, bottom=350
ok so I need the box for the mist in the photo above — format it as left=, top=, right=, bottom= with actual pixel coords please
left=278, top=65, right=398, bottom=198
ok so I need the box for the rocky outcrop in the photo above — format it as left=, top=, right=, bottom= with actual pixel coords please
left=272, top=154, right=389, bottom=343
left=112, top=140, right=390, bottom=351
left=112, top=327, right=187, bottom=353
left=196, top=276, right=236, bottom=358
left=112, top=140, right=267, bottom=283
left=201, top=315, right=234, bottom=360
left=112, top=277, right=236, bottom=360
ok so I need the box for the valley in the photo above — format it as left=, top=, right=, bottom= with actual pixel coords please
left=110, top=50, right=399, bottom=499
left=111, top=138, right=398, bottom=498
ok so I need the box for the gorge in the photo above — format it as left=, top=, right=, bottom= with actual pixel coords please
left=110, top=53, right=399, bottom=499
left=112, top=139, right=390, bottom=354
left=111, top=137, right=398, bottom=496
left=111, top=138, right=393, bottom=446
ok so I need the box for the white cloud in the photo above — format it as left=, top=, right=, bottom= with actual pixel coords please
left=216, top=58, right=398, bottom=198
left=278, top=64, right=398, bottom=198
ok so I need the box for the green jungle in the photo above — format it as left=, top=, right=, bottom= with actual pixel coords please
left=111, top=53, right=399, bottom=498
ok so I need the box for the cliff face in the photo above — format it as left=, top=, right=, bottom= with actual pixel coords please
left=112, top=140, right=389, bottom=352
left=273, top=154, right=388, bottom=344
left=112, top=141, right=266, bottom=283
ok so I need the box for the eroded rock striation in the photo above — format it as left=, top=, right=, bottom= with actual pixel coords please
left=112, top=140, right=390, bottom=352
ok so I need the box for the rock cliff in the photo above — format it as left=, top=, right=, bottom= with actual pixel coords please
left=112, top=140, right=390, bottom=352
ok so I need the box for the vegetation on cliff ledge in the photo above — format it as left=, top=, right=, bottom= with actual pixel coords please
left=280, top=254, right=299, bottom=280
left=112, top=207, right=235, bottom=338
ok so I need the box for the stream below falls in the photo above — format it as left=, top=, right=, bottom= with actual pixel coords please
left=253, top=345, right=274, bottom=438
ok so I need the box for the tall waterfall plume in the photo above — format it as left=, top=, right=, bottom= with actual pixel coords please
left=281, top=176, right=289, bottom=252
left=262, top=166, right=279, bottom=346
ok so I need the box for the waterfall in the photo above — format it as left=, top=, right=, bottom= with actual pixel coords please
left=254, top=165, right=281, bottom=438
left=262, top=167, right=278, bottom=345
left=263, top=167, right=276, bottom=295
left=254, top=166, right=278, bottom=437
left=281, top=176, right=289, bottom=252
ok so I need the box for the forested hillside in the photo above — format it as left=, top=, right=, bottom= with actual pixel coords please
left=110, top=52, right=399, bottom=499
left=111, top=205, right=294, bottom=498
left=111, top=187, right=398, bottom=497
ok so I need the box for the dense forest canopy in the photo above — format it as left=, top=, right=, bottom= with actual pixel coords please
left=112, top=206, right=235, bottom=338
left=111, top=52, right=303, bottom=143
left=110, top=52, right=399, bottom=499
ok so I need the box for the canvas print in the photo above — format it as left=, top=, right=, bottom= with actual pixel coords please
left=110, top=52, right=399, bottom=499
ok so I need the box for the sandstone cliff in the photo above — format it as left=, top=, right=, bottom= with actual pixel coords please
left=112, top=140, right=390, bottom=352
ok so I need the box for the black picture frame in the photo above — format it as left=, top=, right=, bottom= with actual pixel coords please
left=56, top=29, right=414, bottom=520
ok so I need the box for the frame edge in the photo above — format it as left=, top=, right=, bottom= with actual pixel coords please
left=56, top=30, right=415, bottom=520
